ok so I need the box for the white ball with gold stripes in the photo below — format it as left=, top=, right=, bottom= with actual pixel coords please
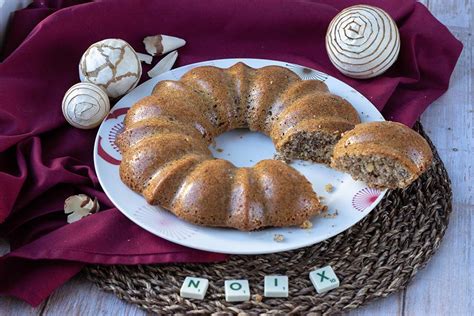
left=325, top=5, right=400, bottom=79
left=62, top=82, right=110, bottom=129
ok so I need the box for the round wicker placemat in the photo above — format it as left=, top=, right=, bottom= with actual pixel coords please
left=86, top=123, right=452, bottom=315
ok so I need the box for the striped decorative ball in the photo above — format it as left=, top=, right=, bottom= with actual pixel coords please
left=325, top=5, right=400, bottom=79
left=62, top=82, right=110, bottom=129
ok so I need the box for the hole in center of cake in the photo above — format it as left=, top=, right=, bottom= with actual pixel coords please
left=209, top=129, right=276, bottom=167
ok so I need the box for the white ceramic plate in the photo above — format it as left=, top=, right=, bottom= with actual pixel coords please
left=94, top=58, right=386, bottom=255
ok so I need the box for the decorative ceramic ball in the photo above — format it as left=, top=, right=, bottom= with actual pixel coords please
left=62, top=82, right=110, bottom=129
left=79, top=38, right=142, bottom=98
left=325, top=5, right=400, bottom=79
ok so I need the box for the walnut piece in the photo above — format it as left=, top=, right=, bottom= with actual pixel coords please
left=366, top=163, right=375, bottom=172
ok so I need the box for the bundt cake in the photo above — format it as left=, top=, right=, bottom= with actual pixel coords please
left=331, top=121, right=433, bottom=189
left=118, top=62, right=361, bottom=231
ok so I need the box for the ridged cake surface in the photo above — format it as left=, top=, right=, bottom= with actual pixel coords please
left=118, top=63, right=360, bottom=230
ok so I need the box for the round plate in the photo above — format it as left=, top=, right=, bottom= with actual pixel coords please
left=94, top=58, right=386, bottom=255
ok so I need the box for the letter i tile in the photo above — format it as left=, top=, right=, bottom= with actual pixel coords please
left=264, top=275, right=288, bottom=297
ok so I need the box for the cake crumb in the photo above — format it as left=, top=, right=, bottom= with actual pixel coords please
left=273, top=234, right=285, bottom=242
left=216, top=148, right=224, bottom=153
left=300, top=220, right=313, bottom=229
left=321, top=208, right=339, bottom=218
left=324, top=183, right=334, bottom=193
left=254, top=294, right=263, bottom=303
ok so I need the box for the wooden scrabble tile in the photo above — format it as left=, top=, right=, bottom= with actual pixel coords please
left=225, top=279, right=250, bottom=302
left=180, top=276, right=209, bottom=300
left=309, top=266, right=340, bottom=294
left=264, top=275, right=288, bottom=297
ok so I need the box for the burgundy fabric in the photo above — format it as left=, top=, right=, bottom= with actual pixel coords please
left=0, top=0, right=462, bottom=307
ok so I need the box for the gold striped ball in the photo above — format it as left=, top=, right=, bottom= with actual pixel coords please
left=326, top=5, right=400, bottom=79
left=62, top=83, right=110, bottom=129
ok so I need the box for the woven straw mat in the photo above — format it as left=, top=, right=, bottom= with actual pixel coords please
left=86, top=123, right=452, bottom=315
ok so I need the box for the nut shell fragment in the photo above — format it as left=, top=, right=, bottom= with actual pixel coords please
left=64, top=194, right=100, bottom=223
left=143, top=34, right=186, bottom=56
left=147, top=51, right=178, bottom=78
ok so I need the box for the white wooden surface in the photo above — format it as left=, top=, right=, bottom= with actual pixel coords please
left=0, top=0, right=472, bottom=315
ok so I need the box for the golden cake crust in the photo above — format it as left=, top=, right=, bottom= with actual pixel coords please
left=118, top=62, right=364, bottom=230
left=271, top=92, right=361, bottom=142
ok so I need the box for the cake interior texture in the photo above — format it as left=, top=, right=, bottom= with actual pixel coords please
left=277, top=130, right=340, bottom=164
left=331, top=154, right=412, bottom=189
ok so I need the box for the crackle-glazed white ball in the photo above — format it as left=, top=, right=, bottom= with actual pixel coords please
left=326, top=5, right=400, bottom=79
left=62, top=82, right=110, bottom=129
left=79, top=39, right=142, bottom=98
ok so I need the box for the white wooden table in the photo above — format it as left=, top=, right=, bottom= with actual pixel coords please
left=0, top=0, right=472, bottom=314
